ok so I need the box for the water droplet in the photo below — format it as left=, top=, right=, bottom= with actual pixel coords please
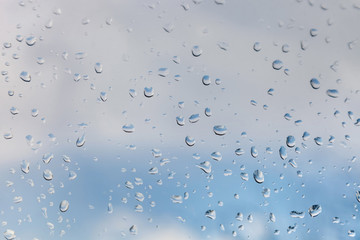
left=176, top=116, right=185, bottom=126
left=197, top=161, right=212, bottom=174
left=314, top=137, right=323, bottom=146
left=279, top=146, right=287, bottom=160
left=272, top=60, right=283, bottom=70
left=158, top=68, right=169, bottom=77
left=25, top=36, right=36, bottom=46
left=286, top=135, right=295, bottom=148
left=269, top=213, right=276, bottom=222
left=122, top=124, right=135, bottom=133
left=172, top=56, right=181, bottom=64
left=302, top=131, right=310, bottom=141
left=282, top=44, right=290, bottom=53
left=267, top=88, right=274, bottom=95
left=94, top=62, right=103, bottom=73
left=211, top=152, right=222, bottom=161
left=288, top=159, right=298, bottom=168
left=326, top=89, right=339, bottom=98
left=290, top=211, right=305, bottom=218
left=59, top=200, right=69, bottom=212
left=129, top=225, right=138, bottom=235
left=192, top=45, right=202, bottom=57
left=9, top=107, right=19, bottom=115
left=235, top=148, right=245, bottom=156
left=189, top=114, right=200, bottom=123
left=185, top=136, right=195, bottom=146
left=308, top=204, right=322, bottom=217
left=356, top=191, right=360, bottom=203
left=100, top=92, right=107, bottom=102
left=240, top=172, right=249, bottom=181
left=13, top=196, right=22, bottom=203
left=42, top=153, right=54, bottom=164
left=171, top=195, right=183, bottom=204
left=144, top=87, right=154, bottom=97
left=205, top=210, right=216, bottom=220
left=125, top=181, right=134, bottom=189
left=310, top=28, right=318, bottom=37
left=253, top=169, right=264, bottom=184
left=148, top=167, right=158, bottom=175
left=43, top=169, right=53, bottom=181
left=20, top=71, right=31, bottom=82
left=128, top=89, right=137, bottom=98
left=202, top=75, right=211, bottom=86
left=284, top=113, right=292, bottom=120
left=205, top=108, right=212, bottom=117
left=76, top=135, right=86, bottom=147
left=217, top=41, right=229, bottom=50
left=135, top=192, right=144, bottom=202
left=4, top=229, right=16, bottom=240
left=253, top=42, right=261, bottom=52
left=163, top=23, right=174, bottom=33
left=213, top=125, right=227, bottom=136
left=250, top=146, right=258, bottom=158
left=68, top=171, right=77, bottom=180
left=310, top=78, right=320, bottom=89
left=262, top=188, right=271, bottom=198
left=20, top=160, right=30, bottom=174
left=348, top=230, right=356, bottom=237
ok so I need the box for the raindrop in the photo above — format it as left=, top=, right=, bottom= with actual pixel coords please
left=326, top=89, right=339, bottom=98
left=205, top=210, right=216, bottom=220
left=129, top=225, right=138, bottom=235
left=288, top=159, right=298, bottom=168
left=314, top=137, right=323, bottom=146
left=240, top=172, right=249, bottom=181
left=235, top=148, right=245, bottom=156
left=310, top=28, right=318, bottom=37
left=355, top=191, right=360, bottom=203
left=189, top=114, right=200, bottom=123
left=286, top=135, right=295, bottom=147
left=202, top=75, right=211, bottom=86
left=302, top=131, right=310, bottom=141
left=31, top=109, right=39, bottom=117
left=43, top=169, right=53, bottom=181
left=135, top=192, right=144, bottom=202
left=253, top=169, right=264, bottom=184
left=42, top=153, right=54, bottom=164
left=290, top=211, right=305, bottom=218
left=262, top=188, right=271, bottom=198
left=279, top=146, right=287, bottom=160
left=129, top=89, right=137, bottom=98
left=213, top=125, right=227, bottom=136
left=355, top=119, right=360, bottom=126
left=282, top=44, right=290, bottom=53
left=205, top=108, right=212, bottom=117
left=211, top=152, right=222, bottom=161
left=310, top=78, right=320, bottom=89
left=236, top=212, right=243, bottom=221
left=197, top=161, right=212, bottom=174
left=269, top=213, right=276, bottom=222
left=171, top=195, right=183, bottom=204
left=122, top=124, right=135, bottom=133
left=10, top=107, right=19, bottom=115
left=13, top=196, right=22, bottom=203
left=251, top=146, right=258, bottom=158
left=100, top=92, right=107, bottom=102
left=76, top=135, right=86, bottom=147
left=176, top=116, right=185, bottom=126
left=68, top=171, right=77, bottom=180
left=253, top=42, right=261, bottom=52
left=19, top=71, right=31, bottom=82
left=348, top=230, right=356, bottom=237
left=267, top=88, right=274, bottom=95
left=308, top=204, right=322, bottom=217
left=148, top=167, right=158, bottom=175
left=59, top=200, right=69, bottom=212
left=185, top=136, right=195, bottom=146
left=21, top=160, right=30, bottom=173
left=94, top=62, right=103, bottom=73
left=4, top=229, right=16, bottom=240
left=144, top=87, right=154, bottom=97
left=63, top=155, right=71, bottom=163
left=192, top=45, right=202, bottom=57
left=272, top=60, right=283, bottom=70
left=158, top=68, right=169, bottom=77
left=107, top=203, right=113, bottom=213
left=25, top=36, right=36, bottom=46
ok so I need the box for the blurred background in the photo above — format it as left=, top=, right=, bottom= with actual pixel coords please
left=0, top=0, right=360, bottom=239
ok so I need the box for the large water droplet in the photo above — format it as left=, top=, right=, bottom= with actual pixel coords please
left=250, top=146, right=258, bottom=158
left=94, top=62, right=103, bottom=73
left=205, top=210, right=216, bottom=220
left=348, top=230, right=356, bottom=237
left=43, top=169, right=53, bottom=181
left=25, top=36, right=36, bottom=46
left=192, top=45, right=202, bottom=57
left=211, top=152, right=222, bottom=161
left=202, top=75, right=211, bottom=85
left=272, top=60, right=283, bottom=70
left=189, top=114, right=200, bottom=123
left=326, top=89, right=339, bottom=98
left=185, top=136, right=195, bottom=146
left=310, top=78, right=320, bottom=89
left=76, top=135, right=86, bottom=147
left=122, top=124, right=135, bottom=133
left=308, top=204, right=322, bottom=217
left=286, top=135, right=295, bottom=148
left=59, top=200, right=69, bottom=212
left=197, top=161, right=212, bottom=174
left=20, top=71, right=31, bottom=82
left=253, top=169, right=264, bottom=184
left=4, top=229, right=16, bottom=240
left=279, top=146, right=287, bottom=160
left=144, top=87, right=154, bottom=97
left=213, top=125, right=227, bottom=136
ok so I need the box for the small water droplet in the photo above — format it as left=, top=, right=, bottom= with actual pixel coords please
left=253, top=169, right=264, bottom=184
left=326, top=89, right=339, bottom=98
left=251, top=146, right=258, bottom=158
left=171, top=195, right=183, bottom=204
left=192, top=45, right=202, bottom=57
left=68, top=171, right=77, bottom=180
left=197, top=161, right=212, bottom=174
left=310, top=28, right=318, bottom=37
left=158, top=68, right=169, bottom=77
left=202, top=75, right=211, bottom=86
left=269, top=213, right=276, bottom=222
left=129, top=225, right=138, bottom=235
left=272, top=60, right=283, bottom=70
left=279, top=146, right=287, bottom=160
left=21, top=160, right=29, bottom=173
left=122, top=124, right=135, bottom=133
left=75, top=134, right=86, bottom=147
left=211, top=152, right=222, bottom=161
left=253, top=42, right=261, bottom=52
left=25, top=36, right=36, bottom=46
left=144, top=87, right=154, bottom=97
left=148, top=167, right=158, bottom=175
left=185, top=136, right=195, bottom=146
left=240, top=172, right=249, bottom=181
left=42, top=153, right=54, bottom=164
left=43, top=169, right=53, bottom=181
left=189, top=114, right=200, bottom=123
left=205, top=210, right=216, bottom=220
left=290, top=211, right=305, bottom=218
left=286, top=135, right=295, bottom=147
left=20, top=71, right=31, bottom=82
left=235, top=148, right=245, bottom=156
left=100, top=92, right=107, bottom=102
left=314, top=137, right=323, bottom=146
left=205, top=107, right=212, bottom=117
left=213, top=125, right=227, bottom=136
left=282, top=44, right=290, bottom=53
left=356, top=191, right=360, bottom=203
left=262, top=188, right=271, bottom=198
left=288, top=159, right=298, bottom=168
left=59, top=200, right=69, bottom=212
left=4, top=229, right=16, bottom=240
left=308, top=204, right=322, bottom=217
left=310, top=78, right=320, bottom=89
left=94, top=62, right=103, bottom=73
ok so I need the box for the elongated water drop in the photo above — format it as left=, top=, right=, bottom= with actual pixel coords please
left=171, top=195, right=183, bottom=204
left=326, top=89, right=339, bottom=98
left=314, top=137, right=323, bottom=146
left=189, top=114, right=200, bottom=123
left=253, top=42, right=261, bottom=52
left=122, top=124, right=135, bottom=133
left=310, top=78, right=320, bottom=89
left=129, top=225, right=138, bottom=235
left=290, top=211, right=305, bottom=218
left=250, top=146, right=258, bottom=158
left=158, top=68, right=169, bottom=77
left=205, top=210, right=216, bottom=220
left=197, top=161, right=211, bottom=174
left=94, top=62, right=103, bottom=73
left=356, top=191, right=360, bottom=203
left=253, top=169, right=264, bottom=184
left=21, top=160, right=30, bottom=174
left=279, top=146, right=287, bottom=160
left=176, top=116, right=185, bottom=126
left=129, top=89, right=137, bottom=98
left=100, top=92, right=107, bottom=102
left=192, top=45, right=202, bottom=57
left=235, top=148, right=245, bottom=156
left=59, top=200, right=69, bottom=212
left=308, top=204, right=322, bottom=217
left=213, top=125, right=227, bottom=136
left=269, top=213, right=276, bottom=222
left=211, top=152, right=222, bottom=161
left=76, top=135, right=86, bottom=147
left=286, top=135, right=295, bottom=148
left=205, top=107, right=212, bottom=117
